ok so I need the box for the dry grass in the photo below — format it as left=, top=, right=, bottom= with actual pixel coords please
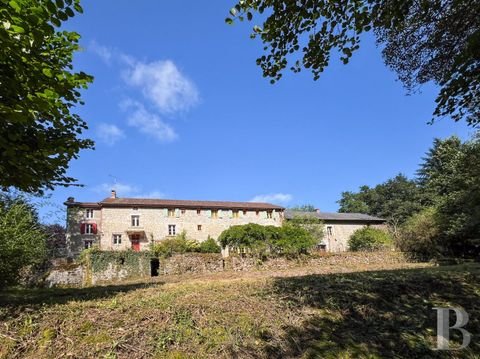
left=1, top=260, right=479, bottom=358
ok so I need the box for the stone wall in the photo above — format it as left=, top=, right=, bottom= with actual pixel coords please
left=45, top=264, right=84, bottom=288
left=158, top=251, right=406, bottom=276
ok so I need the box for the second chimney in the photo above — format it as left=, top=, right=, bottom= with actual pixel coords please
left=111, top=190, right=117, bottom=199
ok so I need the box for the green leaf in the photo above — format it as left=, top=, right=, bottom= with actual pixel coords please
left=229, top=8, right=237, bottom=16
left=10, top=25, right=25, bottom=33
left=42, top=68, right=53, bottom=78
left=225, top=18, right=234, bottom=25
left=8, top=1, right=21, bottom=12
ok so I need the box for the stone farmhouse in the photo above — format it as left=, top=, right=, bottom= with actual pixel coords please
left=65, top=190, right=386, bottom=256
left=65, top=190, right=284, bottom=256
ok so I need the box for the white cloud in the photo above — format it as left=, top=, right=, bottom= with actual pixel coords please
left=123, top=60, right=199, bottom=113
left=132, top=191, right=165, bottom=199
left=89, top=41, right=113, bottom=64
left=96, top=123, right=125, bottom=145
left=94, top=182, right=140, bottom=196
left=93, top=183, right=164, bottom=199
left=250, top=193, right=293, bottom=204
left=123, top=100, right=178, bottom=142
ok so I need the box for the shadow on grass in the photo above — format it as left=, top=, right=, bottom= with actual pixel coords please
left=263, top=264, right=480, bottom=358
left=0, top=281, right=163, bottom=319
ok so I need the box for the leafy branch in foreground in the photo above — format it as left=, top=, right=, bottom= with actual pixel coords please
left=227, top=0, right=480, bottom=126
left=0, top=0, right=93, bottom=194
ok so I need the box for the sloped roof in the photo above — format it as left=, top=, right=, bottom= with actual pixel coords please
left=66, top=197, right=284, bottom=210
left=285, top=210, right=385, bottom=222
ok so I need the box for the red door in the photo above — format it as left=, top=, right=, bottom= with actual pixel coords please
left=131, top=234, right=140, bottom=251
left=131, top=239, right=140, bottom=251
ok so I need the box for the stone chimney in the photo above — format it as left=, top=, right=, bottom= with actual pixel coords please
left=316, top=208, right=321, bottom=213
left=67, top=197, right=75, bottom=203
left=111, top=190, right=117, bottom=199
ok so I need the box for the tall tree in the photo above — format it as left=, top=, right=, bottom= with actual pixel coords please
left=227, top=0, right=480, bottom=126
left=0, top=193, right=46, bottom=287
left=417, top=135, right=464, bottom=205
left=338, top=174, right=422, bottom=225
left=0, top=0, right=93, bottom=194
left=419, top=133, right=480, bottom=257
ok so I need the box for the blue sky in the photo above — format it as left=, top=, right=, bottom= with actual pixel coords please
left=40, top=1, right=473, bottom=223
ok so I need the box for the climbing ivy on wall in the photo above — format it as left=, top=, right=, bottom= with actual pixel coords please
left=80, top=248, right=151, bottom=278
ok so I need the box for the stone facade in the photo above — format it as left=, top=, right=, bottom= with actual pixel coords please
left=65, top=192, right=284, bottom=256
left=65, top=193, right=387, bottom=257
left=323, top=222, right=386, bottom=252
left=285, top=210, right=387, bottom=253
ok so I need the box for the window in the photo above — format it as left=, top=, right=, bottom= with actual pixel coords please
left=197, top=209, right=201, bottom=215
left=113, top=234, right=122, bottom=245
left=84, top=240, right=93, bottom=249
left=256, top=210, right=260, bottom=216
left=267, top=211, right=273, bottom=219
left=243, top=210, right=247, bottom=215
left=133, top=207, right=138, bottom=211
left=85, top=223, right=94, bottom=234
left=197, top=224, right=202, bottom=231
left=168, top=224, right=176, bottom=236
left=326, top=226, right=333, bottom=236
left=233, top=210, right=239, bottom=219
left=131, top=215, right=140, bottom=227
left=168, top=209, right=175, bottom=217
left=181, top=209, right=186, bottom=215
left=85, top=209, right=94, bottom=219
left=212, top=210, right=218, bottom=219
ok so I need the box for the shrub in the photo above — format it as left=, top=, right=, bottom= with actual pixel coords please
left=277, top=223, right=317, bottom=256
left=397, top=207, right=441, bottom=260
left=152, top=232, right=221, bottom=257
left=348, top=227, right=392, bottom=251
left=218, top=223, right=317, bottom=257
left=152, top=231, right=199, bottom=258
left=198, top=236, right=221, bottom=253
left=0, top=199, right=47, bottom=287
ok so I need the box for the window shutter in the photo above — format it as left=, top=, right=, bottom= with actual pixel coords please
left=228, top=210, right=233, bottom=218
left=263, top=211, right=268, bottom=219
left=206, top=210, right=212, bottom=218
left=80, top=223, right=85, bottom=234
left=218, top=210, right=223, bottom=219
left=175, top=209, right=180, bottom=217
left=164, top=208, right=168, bottom=217
left=92, top=223, right=98, bottom=234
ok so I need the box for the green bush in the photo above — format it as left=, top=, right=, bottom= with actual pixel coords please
left=152, top=231, right=221, bottom=257
left=348, top=227, right=392, bottom=251
left=277, top=223, right=317, bottom=256
left=218, top=223, right=316, bottom=257
left=0, top=198, right=47, bottom=287
left=198, top=236, right=221, bottom=253
left=397, top=207, right=441, bottom=260
left=151, top=231, right=198, bottom=258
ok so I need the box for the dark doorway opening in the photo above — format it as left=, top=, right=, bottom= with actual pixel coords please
left=150, top=258, right=160, bottom=277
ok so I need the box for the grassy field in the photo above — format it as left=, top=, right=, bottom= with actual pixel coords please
left=0, top=261, right=479, bottom=358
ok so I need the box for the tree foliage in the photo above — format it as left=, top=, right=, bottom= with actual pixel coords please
left=218, top=222, right=316, bottom=257
left=338, top=174, right=423, bottom=225
left=227, top=0, right=480, bottom=125
left=341, top=132, right=480, bottom=258
left=0, top=0, right=93, bottom=194
left=348, top=227, right=392, bottom=252
left=397, top=207, right=441, bottom=260
left=289, top=204, right=317, bottom=212
left=0, top=195, right=46, bottom=287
